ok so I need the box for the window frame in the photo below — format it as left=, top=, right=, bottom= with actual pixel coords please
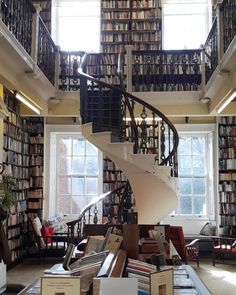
left=171, top=124, right=216, bottom=221
left=44, top=125, right=103, bottom=221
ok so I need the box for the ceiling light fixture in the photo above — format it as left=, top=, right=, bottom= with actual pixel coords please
left=14, top=91, right=41, bottom=115
left=217, top=88, right=236, bottom=114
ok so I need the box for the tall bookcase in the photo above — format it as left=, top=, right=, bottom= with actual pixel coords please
left=218, top=116, right=236, bottom=237
left=27, top=117, right=44, bottom=221
left=2, top=88, right=29, bottom=264
left=101, top=0, right=162, bottom=53
left=103, top=156, right=135, bottom=224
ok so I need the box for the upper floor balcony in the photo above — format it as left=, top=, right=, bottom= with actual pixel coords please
left=0, top=0, right=235, bottom=118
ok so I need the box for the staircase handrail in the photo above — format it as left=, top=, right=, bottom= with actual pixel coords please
left=78, top=52, right=179, bottom=167
left=66, top=184, right=127, bottom=241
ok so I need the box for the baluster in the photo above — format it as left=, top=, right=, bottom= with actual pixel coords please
left=160, top=120, right=165, bottom=161
left=93, top=205, right=98, bottom=224
left=72, top=56, right=79, bottom=90
left=133, top=55, right=140, bottom=91
left=139, top=106, right=148, bottom=154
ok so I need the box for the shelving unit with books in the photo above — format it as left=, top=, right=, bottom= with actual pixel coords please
left=218, top=116, right=236, bottom=237
left=27, top=117, right=44, bottom=221
left=101, top=0, right=162, bottom=54
left=2, top=88, right=30, bottom=264
left=103, top=157, right=135, bottom=224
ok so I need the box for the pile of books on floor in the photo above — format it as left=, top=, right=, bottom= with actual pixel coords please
left=126, top=258, right=199, bottom=295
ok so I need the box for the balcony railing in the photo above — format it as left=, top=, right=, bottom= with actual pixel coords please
left=0, top=0, right=235, bottom=92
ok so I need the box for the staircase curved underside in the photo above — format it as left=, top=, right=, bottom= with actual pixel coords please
left=82, top=123, right=178, bottom=224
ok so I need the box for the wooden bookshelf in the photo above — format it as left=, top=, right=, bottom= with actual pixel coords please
left=101, top=0, right=162, bottom=54
left=3, top=88, right=30, bottom=264
left=27, top=117, right=44, bottom=221
left=218, top=116, right=236, bottom=237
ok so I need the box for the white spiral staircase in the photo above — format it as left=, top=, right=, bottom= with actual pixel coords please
left=82, top=123, right=178, bottom=224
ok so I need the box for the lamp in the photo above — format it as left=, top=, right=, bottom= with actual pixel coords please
left=217, top=88, right=236, bottom=114
left=14, top=91, right=41, bottom=115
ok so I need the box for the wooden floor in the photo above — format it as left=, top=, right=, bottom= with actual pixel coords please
left=5, top=257, right=236, bottom=295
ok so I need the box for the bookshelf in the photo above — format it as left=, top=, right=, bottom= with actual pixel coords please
left=27, top=117, right=44, bottom=221
left=218, top=116, right=236, bottom=237
left=101, top=0, right=162, bottom=54
left=3, top=88, right=29, bottom=264
left=103, top=157, right=135, bottom=224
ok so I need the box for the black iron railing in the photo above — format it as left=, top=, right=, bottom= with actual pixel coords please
left=221, top=0, right=236, bottom=53
left=67, top=183, right=136, bottom=242
left=132, top=50, right=202, bottom=92
left=37, top=16, right=57, bottom=85
left=0, top=0, right=35, bottom=55
left=79, top=52, right=179, bottom=177
left=203, top=18, right=218, bottom=84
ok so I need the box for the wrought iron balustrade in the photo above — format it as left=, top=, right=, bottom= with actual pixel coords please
left=203, top=18, right=218, bottom=84
left=37, top=17, right=57, bottom=85
left=79, top=52, right=179, bottom=177
left=221, top=0, right=236, bottom=53
left=0, top=0, right=35, bottom=55
left=66, top=183, right=136, bottom=242
left=132, top=50, right=202, bottom=92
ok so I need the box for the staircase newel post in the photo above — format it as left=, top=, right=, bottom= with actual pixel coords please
left=125, top=45, right=133, bottom=92
left=31, top=4, right=41, bottom=64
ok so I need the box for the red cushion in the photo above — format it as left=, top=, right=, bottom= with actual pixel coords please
left=41, top=225, right=54, bottom=243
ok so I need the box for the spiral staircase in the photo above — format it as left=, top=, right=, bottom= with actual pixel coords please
left=78, top=53, right=179, bottom=224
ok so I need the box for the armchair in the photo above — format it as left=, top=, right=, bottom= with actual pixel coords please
left=169, top=226, right=200, bottom=266
left=31, top=217, right=68, bottom=262
left=212, top=237, right=236, bottom=266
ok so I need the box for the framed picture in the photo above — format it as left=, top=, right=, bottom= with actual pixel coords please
left=150, top=268, right=173, bottom=295
left=41, top=276, right=81, bottom=295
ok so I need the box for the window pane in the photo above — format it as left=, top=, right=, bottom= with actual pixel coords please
left=60, top=138, right=71, bottom=155
left=72, top=177, right=84, bottom=195
left=180, top=196, right=192, bottom=214
left=57, top=195, right=71, bottom=214
left=179, top=156, right=191, bottom=174
left=86, top=178, right=98, bottom=195
left=73, top=138, right=85, bottom=155
left=194, top=196, right=206, bottom=215
left=58, top=176, right=71, bottom=194
left=87, top=142, right=98, bottom=155
left=178, top=137, right=191, bottom=155
left=193, top=156, right=205, bottom=174
left=72, top=156, right=85, bottom=174
left=193, top=178, right=205, bottom=195
left=192, top=137, right=205, bottom=155
left=59, top=156, right=71, bottom=174
left=179, top=177, right=192, bottom=194
left=71, top=195, right=86, bottom=214
left=86, top=156, right=98, bottom=174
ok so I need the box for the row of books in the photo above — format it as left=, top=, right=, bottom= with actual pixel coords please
left=132, top=32, right=160, bottom=42
left=28, top=200, right=43, bottom=209
left=219, top=126, right=236, bottom=136
left=3, top=150, right=29, bottom=166
left=7, top=226, right=21, bottom=239
left=11, top=166, right=29, bottom=179
left=29, top=176, right=43, bottom=188
left=7, top=212, right=26, bottom=226
left=8, top=236, right=24, bottom=251
left=219, top=181, right=236, bottom=192
left=3, top=137, right=29, bottom=154
left=219, top=191, right=236, bottom=203
left=29, top=145, right=43, bottom=155
left=219, top=116, right=236, bottom=124
left=104, top=171, right=127, bottom=181
left=132, top=21, right=160, bottom=30
left=28, top=189, right=43, bottom=199
left=29, top=166, right=43, bottom=177
left=219, top=137, right=236, bottom=148
left=5, top=112, right=26, bottom=127
left=103, top=182, right=125, bottom=192
left=102, top=11, right=130, bottom=19
left=30, top=154, right=43, bottom=166
left=4, top=124, right=29, bottom=142
left=219, top=203, right=236, bottom=215
left=219, top=147, right=236, bottom=159
left=29, top=135, right=44, bottom=144
left=220, top=215, right=236, bottom=226
left=219, top=172, right=236, bottom=181
left=102, top=22, right=129, bottom=31
left=101, top=33, right=130, bottom=42
left=101, top=0, right=130, bottom=9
